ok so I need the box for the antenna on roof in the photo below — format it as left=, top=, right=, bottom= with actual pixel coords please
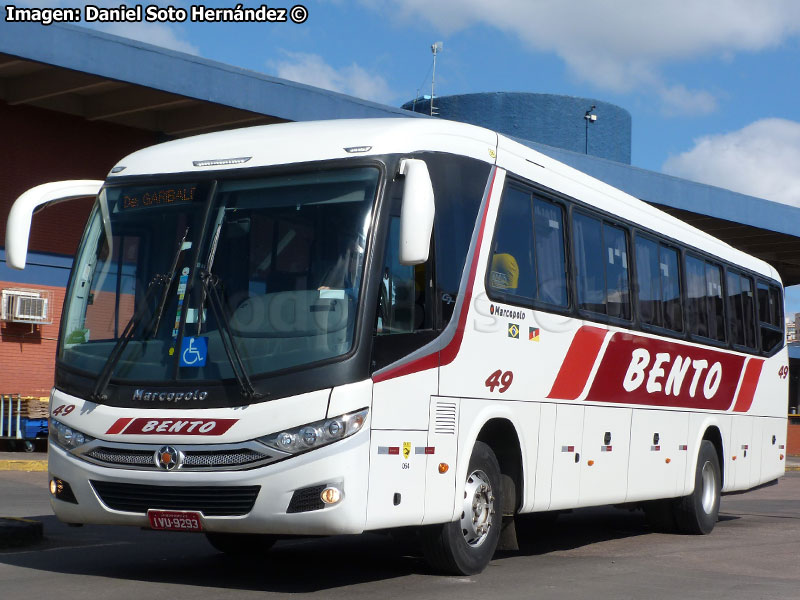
left=430, top=41, right=443, bottom=117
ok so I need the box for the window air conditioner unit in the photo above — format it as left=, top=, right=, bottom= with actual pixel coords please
left=1, top=288, right=52, bottom=324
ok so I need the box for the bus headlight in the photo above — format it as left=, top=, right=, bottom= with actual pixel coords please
left=50, top=419, right=94, bottom=451
left=258, top=408, right=368, bottom=455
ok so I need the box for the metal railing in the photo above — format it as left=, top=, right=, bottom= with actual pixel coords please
left=0, top=394, right=23, bottom=439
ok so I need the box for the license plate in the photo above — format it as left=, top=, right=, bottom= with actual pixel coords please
left=147, top=510, right=203, bottom=532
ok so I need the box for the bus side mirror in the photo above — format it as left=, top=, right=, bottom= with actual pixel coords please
left=5, top=180, right=103, bottom=270
left=398, top=159, right=435, bottom=266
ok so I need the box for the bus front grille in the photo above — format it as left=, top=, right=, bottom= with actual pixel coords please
left=79, top=444, right=283, bottom=471
left=90, top=481, right=260, bottom=516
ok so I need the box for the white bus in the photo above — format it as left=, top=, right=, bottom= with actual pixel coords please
left=6, top=118, right=787, bottom=575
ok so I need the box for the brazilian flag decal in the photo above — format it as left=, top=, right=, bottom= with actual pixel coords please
left=508, top=323, right=520, bottom=339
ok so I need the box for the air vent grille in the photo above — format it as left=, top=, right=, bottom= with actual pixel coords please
left=434, top=402, right=457, bottom=434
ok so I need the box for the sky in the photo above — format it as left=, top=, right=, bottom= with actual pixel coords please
left=10, top=0, right=800, bottom=313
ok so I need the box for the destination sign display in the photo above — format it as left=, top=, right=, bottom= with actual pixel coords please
left=117, top=185, right=199, bottom=211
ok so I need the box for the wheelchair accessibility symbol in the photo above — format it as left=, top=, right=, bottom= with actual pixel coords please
left=180, top=336, right=207, bottom=367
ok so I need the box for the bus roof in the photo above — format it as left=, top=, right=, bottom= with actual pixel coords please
left=108, top=118, right=497, bottom=177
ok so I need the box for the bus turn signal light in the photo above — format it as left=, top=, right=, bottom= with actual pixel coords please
left=438, top=463, right=449, bottom=474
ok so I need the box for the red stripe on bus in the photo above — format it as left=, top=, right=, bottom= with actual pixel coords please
left=439, top=170, right=496, bottom=368
left=372, top=169, right=498, bottom=383
left=371, top=353, right=438, bottom=383
left=731, top=358, right=764, bottom=413
left=546, top=326, right=608, bottom=400
left=106, top=418, right=134, bottom=434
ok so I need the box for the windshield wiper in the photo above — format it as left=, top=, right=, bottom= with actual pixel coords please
left=147, top=226, right=189, bottom=339
left=89, top=274, right=168, bottom=403
left=90, top=228, right=190, bottom=403
left=198, top=269, right=264, bottom=401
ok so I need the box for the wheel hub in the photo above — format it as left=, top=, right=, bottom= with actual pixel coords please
left=460, top=469, right=495, bottom=547
left=701, top=460, right=717, bottom=514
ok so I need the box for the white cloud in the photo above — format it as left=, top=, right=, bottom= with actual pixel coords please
left=364, top=0, right=800, bottom=115
left=269, top=52, right=395, bottom=104
left=656, top=83, right=718, bottom=117
left=662, top=119, right=800, bottom=206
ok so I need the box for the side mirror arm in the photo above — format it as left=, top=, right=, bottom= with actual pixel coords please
left=6, top=180, right=103, bottom=269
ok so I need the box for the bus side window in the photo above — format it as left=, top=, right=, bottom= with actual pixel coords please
left=487, top=186, right=568, bottom=308
left=686, top=254, right=725, bottom=343
left=757, top=281, right=784, bottom=353
left=573, top=213, right=630, bottom=319
left=726, top=270, right=745, bottom=346
left=635, top=237, right=661, bottom=327
left=488, top=186, right=536, bottom=301
left=376, top=216, right=430, bottom=335
left=685, top=255, right=709, bottom=338
left=706, top=263, right=725, bottom=341
left=532, top=197, right=568, bottom=306
left=727, top=270, right=757, bottom=349
left=740, top=275, right=757, bottom=348
left=635, top=238, right=682, bottom=332
left=660, top=246, right=682, bottom=332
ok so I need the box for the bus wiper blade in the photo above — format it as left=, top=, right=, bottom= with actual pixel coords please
left=146, top=226, right=189, bottom=339
left=198, top=269, right=264, bottom=401
left=90, top=275, right=167, bottom=403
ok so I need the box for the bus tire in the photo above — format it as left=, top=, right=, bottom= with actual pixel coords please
left=674, top=440, right=721, bottom=535
left=205, top=532, right=277, bottom=556
left=419, top=441, right=503, bottom=575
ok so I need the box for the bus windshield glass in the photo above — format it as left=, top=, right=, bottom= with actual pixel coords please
left=58, top=167, right=379, bottom=384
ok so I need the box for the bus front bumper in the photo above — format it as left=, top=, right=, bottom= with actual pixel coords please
left=47, top=429, right=370, bottom=536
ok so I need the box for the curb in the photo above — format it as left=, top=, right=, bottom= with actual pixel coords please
left=0, top=460, right=47, bottom=472
left=0, top=517, right=43, bottom=548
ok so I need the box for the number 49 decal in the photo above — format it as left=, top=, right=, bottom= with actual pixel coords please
left=485, top=369, right=514, bottom=393
left=52, top=404, right=75, bottom=417
left=779, top=365, right=789, bottom=380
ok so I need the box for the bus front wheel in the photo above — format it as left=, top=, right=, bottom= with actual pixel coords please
left=419, top=441, right=503, bottom=575
left=674, top=440, right=721, bottom=535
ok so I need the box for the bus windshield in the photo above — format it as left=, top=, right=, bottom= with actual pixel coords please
left=58, top=166, right=379, bottom=386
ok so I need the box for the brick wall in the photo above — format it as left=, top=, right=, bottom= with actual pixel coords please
left=788, top=423, right=800, bottom=456
left=0, top=101, right=158, bottom=396
left=0, top=282, right=65, bottom=397
left=0, top=100, right=158, bottom=254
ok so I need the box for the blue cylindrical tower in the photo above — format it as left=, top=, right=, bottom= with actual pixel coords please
left=402, top=92, right=631, bottom=164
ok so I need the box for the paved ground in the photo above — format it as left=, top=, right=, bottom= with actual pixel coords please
left=1, top=468, right=799, bottom=599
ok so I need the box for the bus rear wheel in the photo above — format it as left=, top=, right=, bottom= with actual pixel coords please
left=674, top=440, right=721, bottom=535
left=205, top=532, right=277, bottom=556
left=419, top=441, right=503, bottom=575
